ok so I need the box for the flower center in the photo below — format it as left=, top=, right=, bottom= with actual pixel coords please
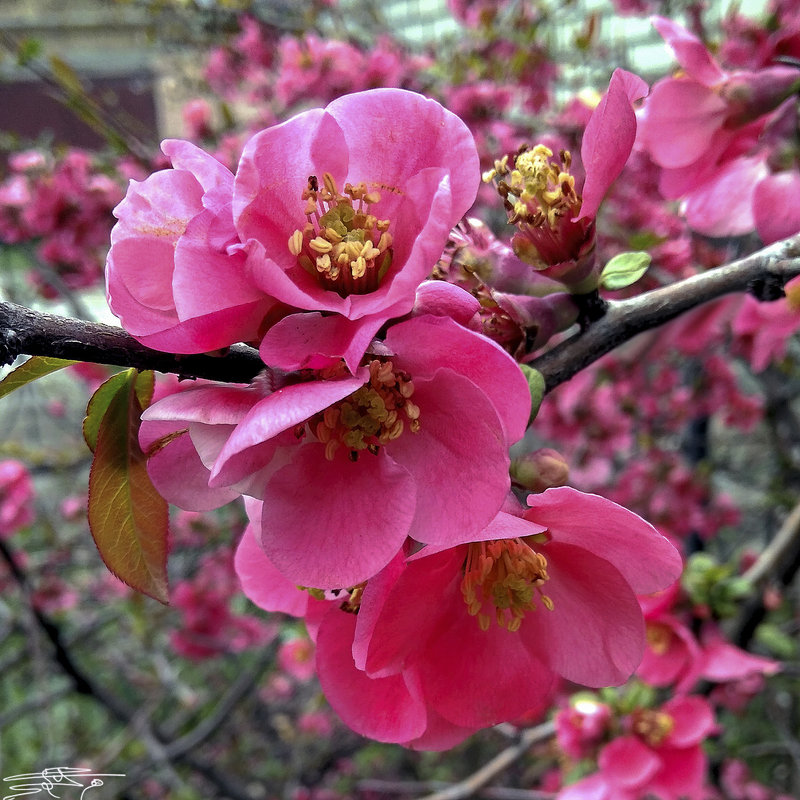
left=630, top=709, right=674, bottom=747
left=288, top=172, right=394, bottom=297
left=484, top=145, right=581, bottom=230
left=645, top=622, right=673, bottom=655
left=299, top=583, right=366, bottom=613
left=461, top=537, right=554, bottom=632
left=309, top=359, right=420, bottom=462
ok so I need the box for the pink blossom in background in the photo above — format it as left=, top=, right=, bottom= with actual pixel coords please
left=278, top=637, right=316, bottom=683
left=559, top=695, right=716, bottom=800
left=0, top=460, right=36, bottom=538
left=555, top=698, right=612, bottom=760
left=638, top=16, right=800, bottom=237
left=732, top=275, right=800, bottom=372
left=145, top=314, right=531, bottom=589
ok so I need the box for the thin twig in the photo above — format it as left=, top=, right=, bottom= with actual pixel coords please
left=416, top=721, right=556, bottom=800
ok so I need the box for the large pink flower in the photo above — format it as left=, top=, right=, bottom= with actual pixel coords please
left=235, top=88, right=480, bottom=370
left=350, top=488, right=681, bottom=731
left=106, top=140, right=276, bottom=352
left=142, top=314, right=530, bottom=588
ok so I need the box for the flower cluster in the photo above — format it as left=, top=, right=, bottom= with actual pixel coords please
left=105, top=87, right=682, bottom=744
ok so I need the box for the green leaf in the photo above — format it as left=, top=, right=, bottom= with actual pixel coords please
left=0, top=356, right=78, bottom=400
left=600, top=251, right=652, bottom=291
left=84, top=370, right=131, bottom=453
left=519, top=364, right=545, bottom=424
left=87, top=369, right=169, bottom=604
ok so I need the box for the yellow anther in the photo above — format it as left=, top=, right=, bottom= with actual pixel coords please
left=288, top=229, right=304, bottom=256
left=309, top=237, right=333, bottom=254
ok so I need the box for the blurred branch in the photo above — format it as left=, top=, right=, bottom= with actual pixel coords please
left=416, top=721, right=557, bottom=800
left=0, top=535, right=263, bottom=800
left=1, top=236, right=800, bottom=390
left=733, top=499, right=800, bottom=648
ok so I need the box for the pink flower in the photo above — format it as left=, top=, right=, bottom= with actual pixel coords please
left=278, top=637, right=316, bottom=683
left=486, top=69, right=647, bottom=291
left=638, top=17, right=800, bottom=237
left=559, top=696, right=716, bottom=800
left=353, top=489, right=680, bottom=726
left=0, top=460, right=36, bottom=538
left=237, top=88, right=480, bottom=370
left=732, top=275, right=800, bottom=372
left=106, top=139, right=275, bottom=353
left=232, top=486, right=679, bottom=746
left=143, top=314, right=531, bottom=588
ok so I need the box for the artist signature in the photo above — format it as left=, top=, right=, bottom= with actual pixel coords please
left=2, top=767, right=125, bottom=800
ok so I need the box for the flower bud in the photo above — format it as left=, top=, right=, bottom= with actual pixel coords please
left=511, top=448, right=569, bottom=492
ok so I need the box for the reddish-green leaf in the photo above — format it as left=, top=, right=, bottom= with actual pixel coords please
left=87, top=369, right=169, bottom=604
left=0, top=356, right=77, bottom=400
left=84, top=370, right=131, bottom=453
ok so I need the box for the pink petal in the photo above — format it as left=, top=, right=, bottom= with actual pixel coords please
left=327, top=88, right=479, bottom=221
left=386, top=371, right=511, bottom=548
left=684, top=155, right=768, bottom=236
left=753, top=171, right=800, bottom=245
left=172, top=208, right=270, bottom=321
left=525, top=542, right=646, bottom=686
left=599, top=735, right=661, bottom=788
left=261, top=445, right=417, bottom=588
left=416, top=604, right=557, bottom=728
left=161, top=138, right=233, bottom=195
left=700, top=639, right=780, bottom=682
left=578, top=69, right=649, bottom=221
left=411, top=280, right=481, bottom=328
left=233, top=108, right=349, bottom=251
left=234, top=499, right=309, bottom=617
left=385, top=314, right=531, bottom=445
left=316, top=606, right=428, bottom=743
left=363, top=547, right=466, bottom=677
left=211, top=372, right=367, bottom=480
left=523, top=487, right=682, bottom=595
left=141, top=420, right=239, bottom=511
left=662, top=695, right=716, bottom=747
left=143, top=384, right=259, bottom=426
left=639, top=78, right=727, bottom=169
left=649, top=745, right=707, bottom=800
left=651, top=16, right=726, bottom=86
left=258, top=312, right=384, bottom=374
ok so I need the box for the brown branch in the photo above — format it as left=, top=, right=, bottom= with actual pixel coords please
left=2, top=235, right=800, bottom=390
left=0, top=301, right=264, bottom=383
left=530, top=234, right=800, bottom=391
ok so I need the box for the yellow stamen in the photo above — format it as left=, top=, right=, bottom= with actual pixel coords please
left=288, top=172, right=396, bottom=297
left=308, top=359, right=421, bottom=461
left=631, top=709, right=674, bottom=747
left=461, top=538, right=554, bottom=632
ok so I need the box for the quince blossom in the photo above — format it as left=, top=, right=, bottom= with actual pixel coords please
left=108, top=89, right=479, bottom=370
left=484, top=69, right=647, bottom=291
left=239, top=88, right=480, bottom=371
left=107, top=140, right=276, bottom=353
left=234, top=488, right=680, bottom=746
left=142, top=314, right=530, bottom=589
